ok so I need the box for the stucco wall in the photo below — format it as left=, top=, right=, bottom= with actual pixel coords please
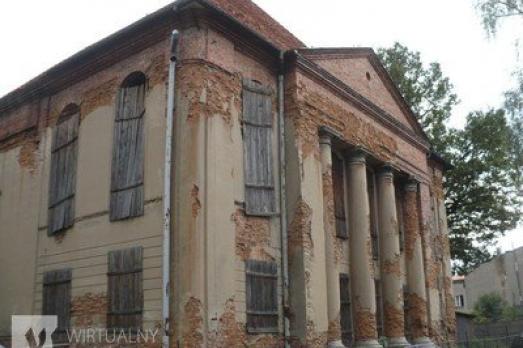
left=0, top=38, right=170, bottom=339
left=172, top=25, right=284, bottom=347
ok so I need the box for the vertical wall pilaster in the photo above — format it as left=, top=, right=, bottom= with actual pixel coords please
left=377, top=166, right=409, bottom=348
left=346, top=151, right=381, bottom=348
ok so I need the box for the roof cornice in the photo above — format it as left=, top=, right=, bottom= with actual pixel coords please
left=287, top=51, right=430, bottom=152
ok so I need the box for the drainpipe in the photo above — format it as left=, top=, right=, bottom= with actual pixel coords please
left=278, top=51, right=290, bottom=348
left=162, top=29, right=179, bottom=348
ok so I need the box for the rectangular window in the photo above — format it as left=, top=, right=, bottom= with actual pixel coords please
left=48, top=107, right=79, bottom=235
left=340, top=273, right=353, bottom=346
left=396, top=186, right=405, bottom=252
left=367, top=170, right=379, bottom=260
left=110, top=73, right=146, bottom=221
left=245, top=259, right=278, bottom=332
left=43, top=269, right=71, bottom=342
left=375, top=279, right=384, bottom=337
left=332, top=153, right=347, bottom=238
left=107, top=247, right=143, bottom=330
left=455, top=295, right=464, bottom=308
left=242, top=80, right=276, bottom=216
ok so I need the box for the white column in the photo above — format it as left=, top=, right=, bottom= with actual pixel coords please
left=403, top=179, right=434, bottom=347
left=346, top=150, right=381, bottom=348
left=320, top=135, right=345, bottom=348
left=377, top=166, right=409, bottom=347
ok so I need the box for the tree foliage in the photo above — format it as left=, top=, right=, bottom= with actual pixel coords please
left=473, top=292, right=523, bottom=323
left=377, top=43, right=458, bottom=153
left=444, top=110, right=520, bottom=272
left=475, top=0, right=523, bottom=35
left=378, top=43, right=521, bottom=274
left=476, top=0, right=523, bottom=189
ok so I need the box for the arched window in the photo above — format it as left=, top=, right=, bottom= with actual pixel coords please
left=48, top=104, right=80, bottom=235
left=110, top=72, right=146, bottom=221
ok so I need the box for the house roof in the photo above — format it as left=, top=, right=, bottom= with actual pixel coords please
left=0, top=0, right=304, bottom=114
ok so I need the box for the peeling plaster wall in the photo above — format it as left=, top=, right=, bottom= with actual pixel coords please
left=173, top=25, right=283, bottom=347
left=0, top=38, right=170, bottom=338
left=284, top=63, right=454, bottom=343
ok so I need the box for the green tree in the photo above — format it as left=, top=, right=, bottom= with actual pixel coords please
left=475, top=0, right=523, bottom=189
left=475, top=0, right=523, bottom=35
left=378, top=44, right=521, bottom=274
left=473, top=293, right=507, bottom=323
left=444, top=110, right=520, bottom=273
left=377, top=43, right=458, bottom=153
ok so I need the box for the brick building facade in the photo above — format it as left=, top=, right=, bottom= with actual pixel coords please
left=0, top=0, right=455, bottom=347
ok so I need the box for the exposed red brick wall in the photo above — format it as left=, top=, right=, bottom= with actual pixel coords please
left=207, top=0, right=305, bottom=50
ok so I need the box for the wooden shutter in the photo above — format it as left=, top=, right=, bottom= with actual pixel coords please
left=107, top=246, right=143, bottom=330
left=242, top=80, right=276, bottom=216
left=396, top=186, right=405, bottom=252
left=48, top=109, right=79, bottom=235
left=110, top=74, right=145, bottom=221
left=332, top=154, right=347, bottom=238
left=43, top=268, right=71, bottom=341
left=339, top=273, right=353, bottom=346
left=245, top=259, right=278, bottom=332
left=375, top=279, right=383, bottom=337
left=367, top=170, right=379, bottom=260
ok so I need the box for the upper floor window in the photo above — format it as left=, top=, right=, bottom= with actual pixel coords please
left=367, top=169, right=379, bottom=260
left=48, top=104, right=80, bottom=235
left=242, top=79, right=275, bottom=216
left=333, top=153, right=348, bottom=239
left=110, top=72, right=146, bottom=221
left=455, top=294, right=465, bottom=308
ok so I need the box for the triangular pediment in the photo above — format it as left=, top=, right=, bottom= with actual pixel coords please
left=299, top=48, right=426, bottom=138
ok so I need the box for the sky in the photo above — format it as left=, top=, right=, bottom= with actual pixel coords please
left=0, top=0, right=521, bottom=251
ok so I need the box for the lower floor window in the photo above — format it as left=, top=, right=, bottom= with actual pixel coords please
left=340, top=273, right=353, bottom=346
left=107, top=247, right=143, bottom=330
left=246, top=260, right=279, bottom=332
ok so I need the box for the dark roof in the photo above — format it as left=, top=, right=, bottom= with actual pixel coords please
left=0, top=0, right=304, bottom=114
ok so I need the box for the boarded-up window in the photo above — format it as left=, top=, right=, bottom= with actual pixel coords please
left=242, top=80, right=275, bottom=216
left=110, top=72, right=146, bottom=221
left=246, top=260, right=278, bottom=332
left=43, top=269, right=71, bottom=343
left=367, top=170, right=379, bottom=260
left=48, top=105, right=79, bottom=235
left=375, top=279, right=384, bottom=337
left=403, top=285, right=411, bottom=338
left=107, top=247, right=143, bottom=330
left=332, top=153, right=347, bottom=238
left=396, top=186, right=405, bottom=252
left=340, top=273, right=353, bottom=346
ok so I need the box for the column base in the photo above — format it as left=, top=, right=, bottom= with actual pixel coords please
left=353, top=339, right=383, bottom=348
left=387, top=336, right=410, bottom=348
left=411, top=336, right=435, bottom=348
left=328, top=339, right=346, bottom=348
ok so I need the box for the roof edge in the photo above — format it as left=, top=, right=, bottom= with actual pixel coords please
left=297, top=47, right=430, bottom=143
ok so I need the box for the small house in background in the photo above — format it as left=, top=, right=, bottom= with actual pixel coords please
left=453, top=246, right=523, bottom=314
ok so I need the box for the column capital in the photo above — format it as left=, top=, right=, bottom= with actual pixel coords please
left=377, top=164, right=394, bottom=179
left=347, top=147, right=366, bottom=165
left=404, top=177, right=419, bottom=192
left=319, top=134, right=332, bottom=146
